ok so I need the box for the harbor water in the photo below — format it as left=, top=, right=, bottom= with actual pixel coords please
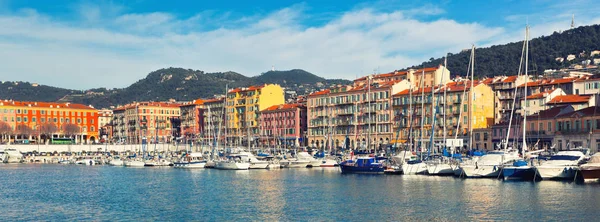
left=1, top=165, right=599, bottom=221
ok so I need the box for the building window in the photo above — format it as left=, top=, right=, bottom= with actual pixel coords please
left=32, top=117, right=36, bottom=122
left=16, top=117, right=21, bottom=122
left=548, top=122, right=552, bottom=131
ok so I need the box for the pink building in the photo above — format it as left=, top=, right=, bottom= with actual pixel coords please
left=258, top=104, right=307, bottom=147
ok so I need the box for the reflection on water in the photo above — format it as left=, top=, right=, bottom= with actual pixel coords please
left=0, top=165, right=598, bottom=221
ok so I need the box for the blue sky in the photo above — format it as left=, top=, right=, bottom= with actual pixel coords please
left=0, top=0, right=599, bottom=89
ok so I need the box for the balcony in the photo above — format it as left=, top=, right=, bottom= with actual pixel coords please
left=556, top=128, right=592, bottom=135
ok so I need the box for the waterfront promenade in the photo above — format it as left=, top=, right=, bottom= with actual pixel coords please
left=2, top=143, right=196, bottom=153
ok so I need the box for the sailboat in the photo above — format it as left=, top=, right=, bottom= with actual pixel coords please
left=458, top=44, right=522, bottom=178
left=425, top=56, right=456, bottom=176
left=402, top=69, right=428, bottom=175
left=500, top=26, right=539, bottom=180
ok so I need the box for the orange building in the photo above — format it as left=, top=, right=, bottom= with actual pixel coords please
left=0, top=100, right=99, bottom=144
left=112, top=102, right=181, bottom=144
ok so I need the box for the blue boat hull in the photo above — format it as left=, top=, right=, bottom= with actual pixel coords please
left=339, top=164, right=385, bottom=174
left=502, top=167, right=536, bottom=180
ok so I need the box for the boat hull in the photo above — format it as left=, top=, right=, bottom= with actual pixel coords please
left=125, top=161, right=145, bottom=167
left=426, top=163, right=455, bottom=176
left=307, top=160, right=323, bottom=168
left=174, top=161, right=206, bottom=168
left=402, top=162, right=428, bottom=175
left=535, top=166, right=578, bottom=180
left=280, top=160, right=310, bottom=168
left=319, top=159, right=339, bottom=167
left=460, top=165, right=501, bottom=178
left=580, top=166, right=600, bottom=182
left=109, top=160, right=124, bottom=166
left=249, top=162, right=269, bottom=169
left=339, top=164, right=385, bottom=174
left=502, top=166, right=536, bottom=180
left=215, top=162, right=249, bottom=170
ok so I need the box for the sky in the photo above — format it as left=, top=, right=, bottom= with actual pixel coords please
left=1, top=0, right=600, bottom=90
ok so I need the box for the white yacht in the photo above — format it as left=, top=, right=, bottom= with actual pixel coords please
left=426, top=158, right=456, bottom=176
left=459, top=150, right=520, bottom=178
left=215, top=154, right=250, bottom=170
left=1, top=148, right=24, bottom=163
left=108, top=156, right=125, bottom=166
left=297, top=152, right=322, bottom=167
left=239, top=152, right=269, bottom=169
left=75, top=158, right=96, bottom=165
left=319, top=158, right=339, bottom=167
left=534, top=151, right=587, bottom=180
left=394, top=151, right=427, bottom=174
left=124, top=158, right=146, bottom=167
left=280, top=157, right=310, bottom=168
left=173, top=152, right=207, bottom=168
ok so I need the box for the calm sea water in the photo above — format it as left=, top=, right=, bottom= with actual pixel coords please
left=0, top=165, right=598, bottom=221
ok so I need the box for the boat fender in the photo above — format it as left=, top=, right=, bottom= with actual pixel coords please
left=476, top=162, right=479, bottom=169
left=493, top=165, right=497, bottom=172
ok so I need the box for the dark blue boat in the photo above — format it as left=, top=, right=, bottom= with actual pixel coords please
left=339, top=156, right=385, bottom=174
left=502, top=159, right=536, bottom=180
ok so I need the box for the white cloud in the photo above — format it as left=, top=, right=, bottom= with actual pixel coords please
left=0, top=3, right=594, bottom=90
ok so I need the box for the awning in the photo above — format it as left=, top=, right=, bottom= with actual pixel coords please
left=390, top=139, right=407, bottom=143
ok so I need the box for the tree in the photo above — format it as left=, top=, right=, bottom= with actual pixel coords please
left=61, top=123, right=81, bottom=138
left=39, top=123, right=58, bottom=144
left=0, top=121, right=13, bottom=143
left=17, top=124, right=33, bottom=140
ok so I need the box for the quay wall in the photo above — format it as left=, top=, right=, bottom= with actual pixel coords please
left=1, top=144, right=199, bottom=153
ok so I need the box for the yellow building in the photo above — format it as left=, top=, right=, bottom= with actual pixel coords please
left=226, top=84, right=284, bottom=146
left=392, top=80, right=494, bottom=151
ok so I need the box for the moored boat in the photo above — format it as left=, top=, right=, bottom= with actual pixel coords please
left=459, top=150, right=520, bottom=178
left=580, top=153, right=600, bottom=182
left=339, top=156, right=385, bottom=174
left=535, top=151, right=586, bottom=180
left=215, top=154, right=250, bottom=170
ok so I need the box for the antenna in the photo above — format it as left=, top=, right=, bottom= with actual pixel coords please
left=571, top=14, right=575, bottom=29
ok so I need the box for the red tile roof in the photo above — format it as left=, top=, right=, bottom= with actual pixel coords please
left=354, top=66, right=438, bottom=81
left=393, top=89, right=411, bottom=96
left=0, top=100, right=96, bottom=110
left=203, top=98, right=225, bottom=104
left=526, top=89, right=556, bottom=99
left=180, top=99, right=204, bottom=107
left=308, top=89, right=330, bottom=97
left=502, top=76, right=518, bottom=83
left=263, top=103, right=304, bottom=112
left=547, top=95, right=590, bottom=104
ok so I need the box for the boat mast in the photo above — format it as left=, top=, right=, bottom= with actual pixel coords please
left=443, top=57, right=448, bottom=155
left=224, top=84, right=228, bottom=148
left=469, top=45, right=475, bottom=153
left=408, top=83, right=413, bottom=152
left=429, top=56, right=447, bottom=156
left=429, top=74, right=435, bottom=157
left=504, top=28, right=528, bottom=152
left=419, top=69, right=425, bottom=160
left=455, top=49, right=472, bottom=148
left=368, top=74, right=372, bottom=153
left=522, top=26, right=530, bottom=154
